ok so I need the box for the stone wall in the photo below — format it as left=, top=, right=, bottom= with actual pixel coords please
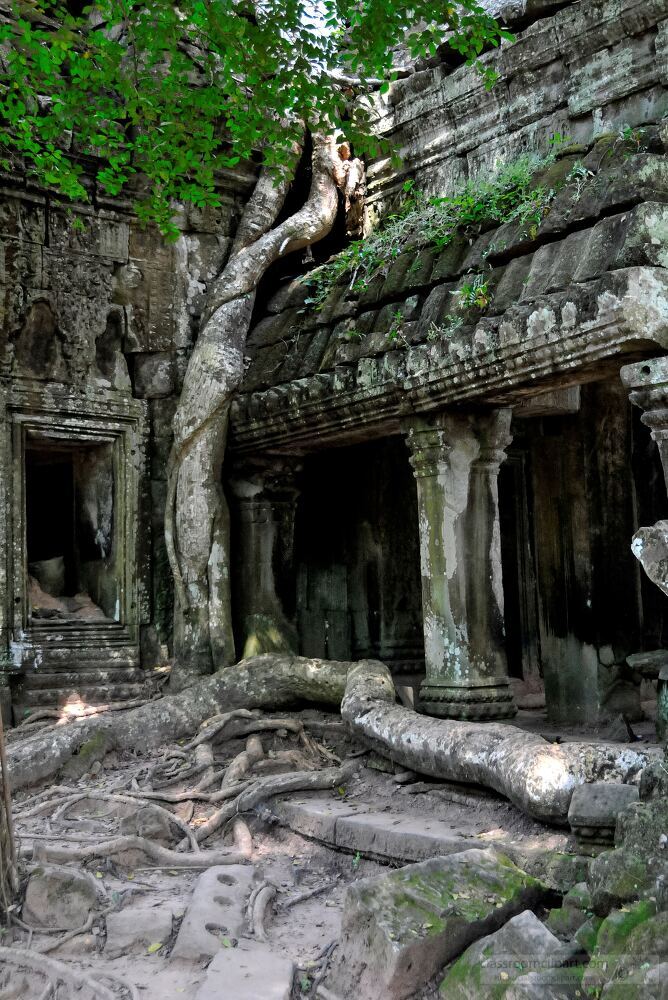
left=0, top=166, right=253, bottom=713
left=229, top=0, right=668, bottom=724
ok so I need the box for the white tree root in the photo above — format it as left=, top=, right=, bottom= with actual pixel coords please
left=232, top=817, right=253, bottom=859
left=251, top=883, right=277, bottom=942
left=341, top=661, right=651, bottom=824
left=7, top=655, right=652, bottom=825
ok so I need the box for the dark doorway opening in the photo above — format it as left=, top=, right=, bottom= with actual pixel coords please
left=25, top=439, right=118, bottom=624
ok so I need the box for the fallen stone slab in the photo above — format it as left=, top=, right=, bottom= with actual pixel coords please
left=335, top=811, right=478, bottom=862
left=272, top=796, right=367, bottom=842
left=324, top=848, right=548, bottom=1000
left=22, top=864, right=104, bottom=930
left=273, top=796, right=479, bottom=862
left=171, top=864, right=256, bottom=962
left=105, top=899, right=176, bottom=958
left=439, top=909, right=574, bottom=998
left=567, top=782, right=639, bottom=855
left=195, top=940, right=294, bottom=1000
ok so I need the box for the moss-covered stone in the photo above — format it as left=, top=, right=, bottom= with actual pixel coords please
left=574, top=915, right=603, bottom=955
left=545, top=905, right=588, bottom=940
left=615, top=797, right=668, bottom=858
left=583, top=909, right=668, bottom=998
left=587, top=848, right=654, bottom=916
left=563, top=882, right=592, bottom=912
left=439, top=910, right=570, bottom=999
left=326, top=849, right=548, bottom=1000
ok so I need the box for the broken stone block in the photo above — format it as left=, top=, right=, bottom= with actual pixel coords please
left=171, top=864, right=255, bottom=962
left=325, top=848, right=547, bottom=1000
left=567, top=782, right=639, bottom=854
left=195, top=940, right=294, bottom=1000
left=23, top=864, right=103, bottom=929
left=105, top=900, right=175, bottom=958
left=439, top=909, right=573, bottom=998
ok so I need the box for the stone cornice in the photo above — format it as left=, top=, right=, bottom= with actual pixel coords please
left=230, top=267, right=668, bottom=456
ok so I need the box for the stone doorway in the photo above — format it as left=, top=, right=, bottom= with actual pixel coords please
left=293, top=437, right=424, bottom=673
left=26, top=439, right=117, bottom=626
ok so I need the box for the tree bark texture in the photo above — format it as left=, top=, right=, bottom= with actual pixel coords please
left=7, top=656, right=651, bottom=825
left=167, top=137, right=362, bottom=689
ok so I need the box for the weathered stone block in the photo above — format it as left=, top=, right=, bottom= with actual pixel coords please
left=568, top=781, right=639, bottom=853
left=440, top=909, right=572, bottom=998
left=23, top=865, right=103, bottom=930
left=325, top=848, right=547, bottom=1000
left=105, top=900, right=175, bottom=957
left=335, top=811, right=478, bottom=862
left=132, top=352, right=176, bottom=399
left=171, top=864, right=256, bottom=962
left=195, top=940, right=294, bottom=1000
left=567, top=34, right=658, bottom=117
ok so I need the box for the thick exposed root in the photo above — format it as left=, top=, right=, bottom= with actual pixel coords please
left=7, top=655, right=652, bottom=826
left=341, top=661, right=651, bottom=824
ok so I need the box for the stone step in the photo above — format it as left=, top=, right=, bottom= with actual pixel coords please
left=196, top=941, right=294, bottom=1000
left=19, top=668, right=146, bottom=690
left=271, top=796, right=480, bottom=863
left=13, top=682, right=148, bottom=716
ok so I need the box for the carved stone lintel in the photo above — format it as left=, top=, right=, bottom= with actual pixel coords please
left=404, top=408, right=516, bottom=721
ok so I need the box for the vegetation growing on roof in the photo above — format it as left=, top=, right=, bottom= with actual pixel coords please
left=303, top=149, right=561, bottom=310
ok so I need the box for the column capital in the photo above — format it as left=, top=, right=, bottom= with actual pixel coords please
left=403, top=407, right=513, bottom=478
left=621, top=356, right=668, bottom=442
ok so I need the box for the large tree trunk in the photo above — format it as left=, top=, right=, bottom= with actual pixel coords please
left=7, top=657, right=650, bottom=824
left=166, top=137, right=361, bottom=690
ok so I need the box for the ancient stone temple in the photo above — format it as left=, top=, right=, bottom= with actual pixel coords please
left=2, top=0, right=668, bottom=741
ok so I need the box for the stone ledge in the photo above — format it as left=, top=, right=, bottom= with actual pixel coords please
left=272, top=796, right=483, bottom=862
left=230, top=267, right=668, bottom=455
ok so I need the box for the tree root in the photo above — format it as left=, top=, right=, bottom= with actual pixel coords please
left=31, top=834, right=246, bottom=867
left=341, top=661, right=651, bottom=824
left=0, top=947, right=121, bottom=999
left=189, top=763, right=354, bottom=846
left=251, top=883, right=276, bottom=942
left=7, top=655, right=652, bottom=825
left=232, top=817, right=253, bottom=859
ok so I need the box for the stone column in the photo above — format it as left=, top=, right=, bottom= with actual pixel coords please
left=621, top=357, right=668, bottom=482
left=229, top=457, right=301, bottom=659
left=621, top=357, right=668, bottom=740
left=404, top=408, right=516, bottom=720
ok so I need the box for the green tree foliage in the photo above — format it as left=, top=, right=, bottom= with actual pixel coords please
left=0, top=1, right=510, bottom=233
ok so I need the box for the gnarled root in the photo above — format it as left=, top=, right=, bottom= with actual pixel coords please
left=341, top=660, right=651, bottom=824
left=7, top=655, right=652, bottom=825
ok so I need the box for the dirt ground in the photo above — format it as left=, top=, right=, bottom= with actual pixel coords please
left=2, top=703, right=657, bottom=1000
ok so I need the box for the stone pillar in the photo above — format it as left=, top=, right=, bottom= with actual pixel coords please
left=621, top=357, right=668, bottom=484
left=229, top=458, right=301, bottom=659
left=621, top=357, right=668, bottom=740
left=404, top=408, right=516, bottom=720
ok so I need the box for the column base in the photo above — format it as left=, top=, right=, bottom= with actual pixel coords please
left=419, top=680, right=517, bottom=721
